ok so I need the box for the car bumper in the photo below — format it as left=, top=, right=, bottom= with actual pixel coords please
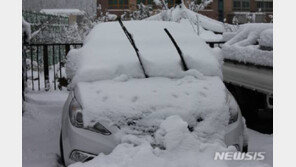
left=62, top=111, right=248, bottom=166
left=224, top=112, right=248, bottom=152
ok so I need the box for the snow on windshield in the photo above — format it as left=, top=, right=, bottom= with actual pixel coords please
left=66, top=21, right=222, bottom=87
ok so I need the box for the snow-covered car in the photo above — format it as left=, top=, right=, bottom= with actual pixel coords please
left=60, top=21, right=248, bottom=166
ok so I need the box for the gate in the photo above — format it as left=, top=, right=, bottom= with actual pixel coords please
left=23, top=43, right=83, bottom=91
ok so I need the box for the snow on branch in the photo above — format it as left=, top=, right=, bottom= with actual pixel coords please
left=189, top=0, right=213, bottom=12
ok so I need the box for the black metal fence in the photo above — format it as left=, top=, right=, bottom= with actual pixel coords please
left=23, top=43, right=83, bottom=91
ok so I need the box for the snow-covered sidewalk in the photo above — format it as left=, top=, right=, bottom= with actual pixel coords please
left=22, top=91, right=273, bottom=167
left=22, top=91, right=68, bottom=167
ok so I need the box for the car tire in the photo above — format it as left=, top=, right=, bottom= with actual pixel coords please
left=59, top=132, right=65, bottom=166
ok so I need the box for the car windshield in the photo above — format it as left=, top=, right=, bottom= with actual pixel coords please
left=66, top=21, right=222, bottom=87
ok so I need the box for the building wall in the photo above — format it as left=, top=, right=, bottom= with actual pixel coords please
left=223, top=0, right=273, bottom=23
left=198, top=0, right=219, bottom=20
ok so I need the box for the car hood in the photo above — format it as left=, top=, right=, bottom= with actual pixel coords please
left=74, top=75, right=230, bottom=139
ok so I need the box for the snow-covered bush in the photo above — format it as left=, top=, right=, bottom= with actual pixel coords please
left=131, top=3, right=153, bottom=20
left=189, top=0, right=213, bottom=12
left=146, top=4, right=228, bottom=34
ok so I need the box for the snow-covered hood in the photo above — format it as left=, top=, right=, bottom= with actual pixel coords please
left=75, top=75, right=229, bottom=140
left=66, top=21, right=222, bottom=87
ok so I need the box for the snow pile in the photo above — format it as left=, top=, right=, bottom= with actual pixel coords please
left=146, top=4, right=227, bottom=33
left=40, top=9, right=85, bottom=16
left=106, top=13, right=117, bottom=21
left=66, top=21, right=222, bottom=86
left=222, top=23, right=273, bottom=66
left=70, top=115, right=233, bottom=167
left=258, top=29, right=273, bottom=48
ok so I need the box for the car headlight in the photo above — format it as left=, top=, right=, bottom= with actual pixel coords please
left=69, top=97, right=84, bottom=128
left=69, top=97, right=111, bottom=135
left=226, top=92, right=239, bottom=124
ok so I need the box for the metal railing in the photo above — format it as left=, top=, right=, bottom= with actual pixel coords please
left=23, top=43, right=83, bottom=91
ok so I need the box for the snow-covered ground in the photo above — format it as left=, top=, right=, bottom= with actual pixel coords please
left=22, top=91, right=273, bottom=167
left=22, top=91, right=68, bottom=167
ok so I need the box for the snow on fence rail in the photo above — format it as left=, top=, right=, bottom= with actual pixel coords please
left=23, top=43, right=82, bottom=91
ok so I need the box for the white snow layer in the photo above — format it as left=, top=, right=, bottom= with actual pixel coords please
left=146, top=4, right=227, bottom=33
left=40, top=9, right=85, bottom=16
left=22, top=17, right=31, bottom=42
left=23, top=91, right=68, bottom=167
left=66, top=21, right=222, bottom=86
left=222, top=23, right=273, bottom=66
left=258, top=29, right=273, bottom=47
left=76, top=76, right=229, bottom=134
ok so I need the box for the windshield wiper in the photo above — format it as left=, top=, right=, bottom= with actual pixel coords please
left=164, top=28, right=189, bottom=71
left=117, top=18, right=148, bottom=78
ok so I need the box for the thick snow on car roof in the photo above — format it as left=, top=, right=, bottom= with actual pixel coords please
left=66, top=21, right=221, bottom=86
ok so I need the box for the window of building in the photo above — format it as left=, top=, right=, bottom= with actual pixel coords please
left=108, top=0, right=129, bottom=9
left=167, top=0, right=176, bottom=8
left=137, top=0, right=153, bottom=5
left=233, top=0, right=250, bottom=11
left=256, top=1, right=273, bottom=12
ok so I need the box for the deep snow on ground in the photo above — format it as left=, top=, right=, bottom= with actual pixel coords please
left=22, top=91, right=68, bottom=167
left=22, top=91, right=273, bottom=167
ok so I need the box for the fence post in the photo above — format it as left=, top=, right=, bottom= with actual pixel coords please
left=43, top=45, right=50, bottom=91
left=65, top=44, right=70, bottom=56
